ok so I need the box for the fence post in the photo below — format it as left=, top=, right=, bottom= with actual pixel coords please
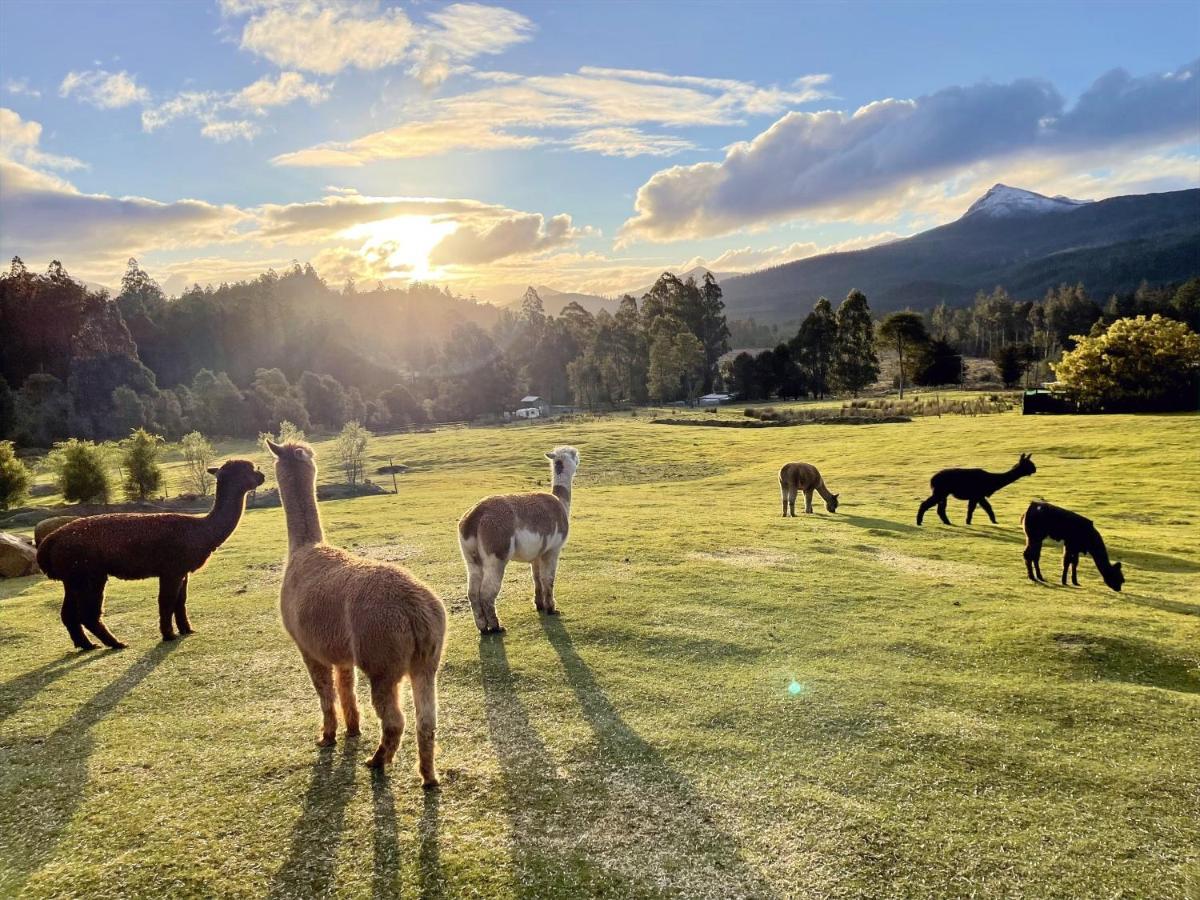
left=389, top=457, right=399, bottom=495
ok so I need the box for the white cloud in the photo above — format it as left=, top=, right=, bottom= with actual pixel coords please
left=232, top=71, right=329, bottom=113
left=3, top=78, right=41, bottom=99
left=140, top=72, right=328, bottom=141
left=411, top=3, right=534, bottom=87
left=273, top=64, right=830, bottom=164
left=201, top=119, right=261, bottom=142
left=428, top=212, right=585, bottom=265
left=0, top=108, right=85, bottom=171
left=620, top=60, right=1200, bottom=243
left=59, top=69, right=149, bottom=108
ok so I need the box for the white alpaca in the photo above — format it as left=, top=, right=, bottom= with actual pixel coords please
left=458, top=446, right=579, bottom=634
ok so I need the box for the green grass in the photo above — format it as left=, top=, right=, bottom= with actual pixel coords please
left=2, top=411, right=1198, bottom=898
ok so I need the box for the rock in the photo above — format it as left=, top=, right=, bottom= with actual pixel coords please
left=34, top=515, right=80, bottom=546
left=0, top=532, right=39, bottom=578
left=29, top=483, right=56, bottom=498
left=377, top=464, right=408, bottom=475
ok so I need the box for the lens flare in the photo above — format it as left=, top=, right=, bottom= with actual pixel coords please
left=788, top=680, right=805, bottom=696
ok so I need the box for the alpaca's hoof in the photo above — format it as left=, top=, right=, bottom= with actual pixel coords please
left=422, top=777, right=441, bottom=790
left=544, top=608, right=560, bottom=616
left=345, top=726, right=361, bottom=738
left=107, top=642, right=128, bottom=650
left=316, top=735, right=336, bottom=748
left=76, top=643, right=98, bottom=652
left=161, top=633, right=177, bottom=642
left=179, top=627, right=195, bottom=636
left=365, top=754, right=387, bottom=769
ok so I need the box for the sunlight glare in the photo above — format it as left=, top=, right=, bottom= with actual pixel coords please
left=342, top=215, right=457, bottom=281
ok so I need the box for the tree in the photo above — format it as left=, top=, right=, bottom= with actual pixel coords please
left=877, top=312, right=929, bottom=398
left=47, top=439, right=112, bottom=504
left=914, top=338, right=963, bottom=386
left=567, top=354, right=605, bottom=409
left=298, top=371, right=349, bottom=430
left=993, top=344, right=1033, bottom=388
left=120, top=427, right=165, bottom=500
left=180, top=431, right=217, bottom=495
left=647, top=319, right=706, bottom=403
left=0, top=440, right=31, bottom=510
left=833, top=290, right=880, bottom=396
left=1053, top=315, right=1200, bottom=410
left=0, top=376, right=14, bottom=440
left=791, top=298, right=837, bottom=398
left=333, top=421, right=370, bottom=485
left=698, top=273, right=731, bottom=392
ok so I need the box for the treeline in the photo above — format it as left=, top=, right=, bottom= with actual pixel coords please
left=0, top=258, right=732, bottom=443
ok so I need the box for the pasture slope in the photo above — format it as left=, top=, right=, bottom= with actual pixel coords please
left=1, top=410, right=1197, bottom=899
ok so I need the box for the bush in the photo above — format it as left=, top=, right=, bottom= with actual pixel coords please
left=333, top=421, right=370, bottom=485
left=0, top=440, right=32, bottom=510
left=1053, top=315, right=1200, bottom=410
left=180, top=431, right=216, bottom=496
left=120, top=428, right=165, bottom=500
left=47, top=439, right=112, bottom=504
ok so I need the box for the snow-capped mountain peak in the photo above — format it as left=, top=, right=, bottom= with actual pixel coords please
left=963, top=184, right=1092, bottom=219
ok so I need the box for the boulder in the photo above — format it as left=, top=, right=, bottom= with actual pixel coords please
left=34, top=515, right=80, bottom=546
left=0, top=532, right=39, bottom=578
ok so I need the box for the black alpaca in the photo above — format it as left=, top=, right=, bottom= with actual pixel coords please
left=916, top=453, right=1036, bottom=525
left=1021, top=501, right=1124, bottom=591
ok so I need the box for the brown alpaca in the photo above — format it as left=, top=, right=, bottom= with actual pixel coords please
left=36, top=460, right=264, bottom=650
left=778, top=462, right=840, bottom=516
left=268, top=439, right=446, bottom=784
left=458, top=446, right=579, bottom=634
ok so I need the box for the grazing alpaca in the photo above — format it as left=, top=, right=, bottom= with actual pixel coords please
left=36, top=460, right=264, bottom=650
left=779, top=462, right=839, bottom=516
left=459, top=446, right=579, bottom=634
left=916, top=453, right=1036, bottom=525
left=268, top=439, right=446, bottom=783
left=1022, top=501, right=1125, bottom=591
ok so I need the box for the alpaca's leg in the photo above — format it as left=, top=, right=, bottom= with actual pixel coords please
left=936, top=497, right=952, bottom=525
left=1070, top=552, right=1081, bottom=586
left=978, top=497, right=997, bottom=524
left=966, top=499, right=977, bottom=524
left=157, top=575, right=184, bottom=641
left=366, top=676, right=404, bottom=769
left=173, top=575, right=193, bottom=635
left=464, top=555, right=490, bottom=633
left=79, top=576, right=125, bottom=650
left=479, top=557, right=507, bottom=634
left=538, top=549, right=562, bottom=615
left=803, top=488, right=814, bottom=514
left=1023, top=540, right=1038, bottom=582
left=301, top=652, right=338, bottom=746
left=410, top=667, right=440, bottom=788
left=335, top=665, right=360, bottom=737
left=789, top=489, right=797, bottom=517
left=916, top=494, right=938, bottom=525
left=61, top=582, right=95, bottom=650
left=1061, top=549, right=1071, bottom=586
left=532, top=558, right=546, bottom=611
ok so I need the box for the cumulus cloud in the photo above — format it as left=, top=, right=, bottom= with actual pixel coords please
left=4, top=78, right=41, bottom=99
left=140, top=72, right=328, bottom=140
left=257, top=193, right=513, bottom=237
left=59, top=69, right=149, bottom=108
left=273, top=64, right=829, bottom=164
left=232, top=71, right=330, bottom=113
left=619, top=60, right=1200, bottom=243
left=223, top=0, right=531, bottom=81
left=0, top=108, right=85, bottom=171
left=428, top=212, right=584, bottom=265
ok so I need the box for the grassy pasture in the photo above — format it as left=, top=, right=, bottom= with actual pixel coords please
left=1, top=410, right=1198, bottom=898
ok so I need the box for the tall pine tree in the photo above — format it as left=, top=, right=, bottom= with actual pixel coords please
left=832, top=289, right=880, bottom=396
left=790, top=297, right=838, bottom=398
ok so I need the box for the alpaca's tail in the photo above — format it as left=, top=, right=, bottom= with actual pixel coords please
left=34, top=535, right=60, bottom=581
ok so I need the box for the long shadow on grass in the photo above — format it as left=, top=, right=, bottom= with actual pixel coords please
left=0, top=652, right=103, bottom=725
left=1055, top=633, right=1200, bottom=694
left=370, top=773, right=443, bottom=899
left=843, top=515, right=920, bottom=534
left=0, top=642, right=177, bottom=894
left=539, top=617, right=775, bottom=898
left=268, top=745, right=357, bottom=899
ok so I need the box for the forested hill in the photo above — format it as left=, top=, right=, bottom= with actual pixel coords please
left=719, top=187, right=1200, bottom=321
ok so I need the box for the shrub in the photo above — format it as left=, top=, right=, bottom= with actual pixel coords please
left=0, top=440, right=32, bottom=510
left=180, top=431, right=216, bottom=496
left=47, top=439, right=112, bottom=504
left=333, top=421, right=370, bottom=485
left=119, top=428, right=165, bottom=501
left=1053, top=315, right=1200, bottom=409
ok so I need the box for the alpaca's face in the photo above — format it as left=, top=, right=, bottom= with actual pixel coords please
left=826, top=493, right=840, bottom=513
left=545, top=446, right=580, bottom=481
left=1105, top=561, right=1125, bottom=592
left=207, top=459, right=265, bottom=493
left=1016, top=453, right=1036, bottom=476
left=265, top=440, right=318, bottom=489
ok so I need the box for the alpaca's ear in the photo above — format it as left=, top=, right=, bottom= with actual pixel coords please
left=1114, top=561, right=1123, bottom=571
left=206, top=466, right=220, bottom=475
left=265, top=438, right=283, bottom=457
left=545, top=451, right=555, bottom=459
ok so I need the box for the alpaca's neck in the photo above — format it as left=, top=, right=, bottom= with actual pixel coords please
left=814, top=478, right=835, bottom=503
left=280, top=478, right=324, bottom=553
left=202, top=482, right=250, bottom=548
left=993, top=465, right=1027, bottom=490
left=552, top=477, right=574, bottom=516
left=1089, top=531, right=1115, bottom=572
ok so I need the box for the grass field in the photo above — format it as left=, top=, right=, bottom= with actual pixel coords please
left=1, top=410, right=1198, bottom=898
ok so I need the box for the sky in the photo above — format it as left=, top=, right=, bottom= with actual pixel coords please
left=1, top=0, right=1198, bottom=301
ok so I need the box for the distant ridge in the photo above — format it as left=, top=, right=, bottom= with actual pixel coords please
left=717, top=186, right=1200, bottom=321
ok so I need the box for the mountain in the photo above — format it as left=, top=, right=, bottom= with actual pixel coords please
left=718, top=186, right=1200, bottom=321
left=504, top=285, right=619, bottom=317
left=624, top=266, right=732, bottom=299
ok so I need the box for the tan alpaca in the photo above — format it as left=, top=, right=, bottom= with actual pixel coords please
left=779, top=462, right=840, bottom=516
left=458, top=446, right=579, bottom=634
left=267, top=439, right=447, bottom=785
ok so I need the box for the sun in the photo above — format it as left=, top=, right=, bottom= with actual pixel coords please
left=342, top=215, right=457, bottom=281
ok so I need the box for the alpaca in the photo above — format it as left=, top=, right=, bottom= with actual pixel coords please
left=36, top=460, right=264, bottom=650
left=916, top=453, right=1036, bottom=525
left=1022, top=501, right=1125, bottom=591
left=778, top=462, right=839, bottom=516
left=267, top=439, right=446, bottom=783
left=458, top=446, right=579, bottom=634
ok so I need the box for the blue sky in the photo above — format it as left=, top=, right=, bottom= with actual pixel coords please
left=1, top=0, right=1197, bottom=298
